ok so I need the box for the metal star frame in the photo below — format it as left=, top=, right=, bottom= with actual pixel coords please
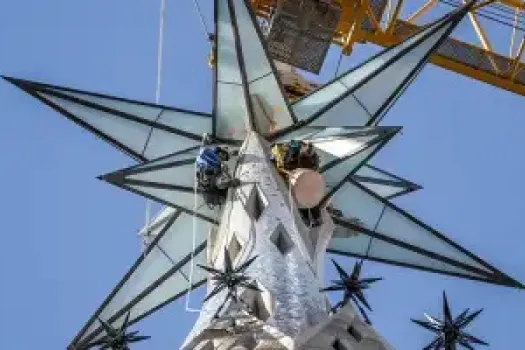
left=85, top=312, right=150, bottom=350
left=322, top=259, right=382, bottom=324
left=198, top=249, right=260, bottom=318
left=2, top=0, right=522, bottom=348
left=412, top=291, right=488, bottom=349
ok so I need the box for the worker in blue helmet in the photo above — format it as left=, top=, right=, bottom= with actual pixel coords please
left=196, top=146, right=227, bottom=173
left=195, top=135, right=239, bottom=206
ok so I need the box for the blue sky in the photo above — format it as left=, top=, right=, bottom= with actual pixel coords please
left=0, top=0, right=524, bottom=349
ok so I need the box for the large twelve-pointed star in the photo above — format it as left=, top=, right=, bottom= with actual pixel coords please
left=3, top=0, right=522, bottom=348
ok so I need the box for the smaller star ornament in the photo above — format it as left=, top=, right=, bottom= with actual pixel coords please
left=85, top=311, right=150, bottom=349
left=412, top=291, right=488, bottom=350
left=321, top=259, right=382, bottom=324
left=198, top=249, right=260, bottom=318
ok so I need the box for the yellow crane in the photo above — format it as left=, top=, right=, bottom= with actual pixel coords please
left=250, top=0, right=525, bottom=97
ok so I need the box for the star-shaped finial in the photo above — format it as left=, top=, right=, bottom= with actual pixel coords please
left=412, top=291, right=488, bottom=349
left=198, top=249, right=260, bottom=318
left=85, top=312, right=150, bottom=350
left=321, top=259, right=382, bottom=324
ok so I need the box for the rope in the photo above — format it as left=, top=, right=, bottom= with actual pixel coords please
left=191, top=0, right=212, bottom=40
left=156, top=0, right=166, bottom=104
left=184, top=135, right=211, bottom=313
left=184, top=161, right=203, bottom=312
left=144, top=0, right=167, bottom=243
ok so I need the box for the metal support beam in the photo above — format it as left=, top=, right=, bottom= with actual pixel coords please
left=472, top=0, right=497, bottom=11
left=511, top=35, right=525, bottom=79
left=361, top=28, right=525, bottom=96
left=362, top=0, right=381, bottom=30
left=386, top=0, right=404, bottom=34
left=250, top=0, right=525, bottom=97
left=463, top=0, right=501, bottom=74
left=342, top=1, right=367, bottom=55
left=510, top=8, right=519, bottom=57
left=406, top=0, right=438, bottom=23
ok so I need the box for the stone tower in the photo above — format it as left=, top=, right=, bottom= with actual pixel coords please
left=181, top=127, right=395, bottom=349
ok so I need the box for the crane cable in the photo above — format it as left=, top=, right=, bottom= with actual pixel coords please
left=184, top=162, right=203, bottom=312
left=146, top=0, right=209, bottom=242
left=144, top=0, right=167, bottom=247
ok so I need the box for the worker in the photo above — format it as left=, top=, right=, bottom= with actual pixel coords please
left=270, top=142, right=288, bottom=171
left=195, top=140, right=239, bottom=207
left=271, top=140, right=323, bottom=227
left=298, top=141, right=319, bottom=170
left=271, top=140, right=319, bottom=173
left=284, top=140, right=302, bottom=166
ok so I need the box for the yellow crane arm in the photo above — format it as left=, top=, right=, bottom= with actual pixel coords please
left=251, top=0, right=525, bottom=97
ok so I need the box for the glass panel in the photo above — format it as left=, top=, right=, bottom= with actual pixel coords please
left=127, top=162, right=196, bottom=189
left=332, top=181, right=492, bottom=273
left=156, top=110, right=212, bottom=136
left=128, top=271, right=187, bottom=319
left=278, top=127, right=364, bottom=143
left=131, top=229, right=209, bottom=322
left=216, top=83, right=249, bottom=140
left=328, top=234, right=372, bottom=256
left=292, top=14, right=454, bottom=127
left=49, top=86, right=211, bottom=137
left=156, top=213, right=209, bottom=261
left=78, top=319, right=105, bottom=344
left=330, top=182, right=386, bottom=229
left=352, top=25, right=450, bottom=115
left=275, top=127, right=324, bottom=142
left=303, top=127, right=362, bottom=140
left=100, top=246, right=174, bottom=319
left=143, top=128, right=200, bottom=160
left=126, top=184, right=220, bottom=221
left=217, top=0, right=243, bottom=84
left=355, top=165, right=402, bottom=183
left=233, top=0, right=272, bottom=82
left=367, top=239, right=488, bottom=278
left=140, top=214, right=172, bottom=240
left=310, top=93, right=371, bottom=127
left=314, top=134, right=378, bottom=168
left=338, top=18, right=445, bottom=89
left=293, top=81, right=347, bottom=121
left=374, top=206, right=492, bottom=273
left=321, top=140, right=385, bottom=187
left=231, top=0, right=295, bottom=131
left=40, top=93, right=152, bottom=156
left=47, top=88, right=163, bottom=121
left=332, top=223, right=364, bottom=239
left=80, top=273, right=190, bottom=346
left=354, top=165, right=419, bottom=198
left=76, top=212, right=209, bottom=344
left=147, top=206, right=177, bottom=228
left=357, top=181, right=406, bottom=199
left=249, top=75, right=294, bottom=130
